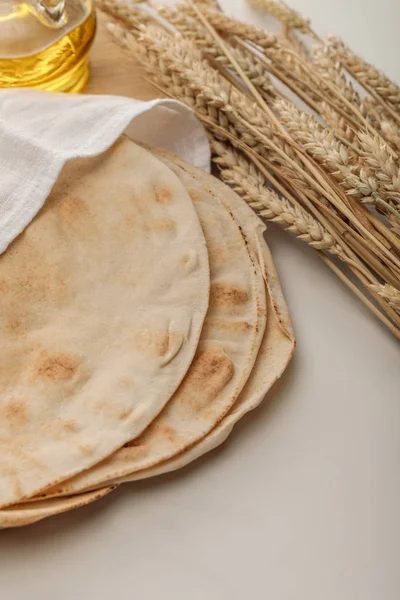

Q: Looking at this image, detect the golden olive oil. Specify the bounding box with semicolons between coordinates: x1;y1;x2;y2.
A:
0;1;96;92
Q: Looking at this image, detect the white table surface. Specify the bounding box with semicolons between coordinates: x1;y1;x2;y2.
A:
1;1;399;599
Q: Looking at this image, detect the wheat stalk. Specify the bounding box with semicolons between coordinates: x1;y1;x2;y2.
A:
247;0;313;36
196;0;221;7
274;98;400;219
138;16;318;197
211;139;342;253
156;5;277;100
106;22;257;147
278;27;311;62
312;45;365;114
182;5;278;50
156;5;219;55
356;97;400;152
203;9;372;137
157;5;400;268
319;102;357;145
358;132;400;207
107;13;349;255
369;284;400;313
101;0;400;338
328;36;400;119
96;0;147;28
312;44;400;154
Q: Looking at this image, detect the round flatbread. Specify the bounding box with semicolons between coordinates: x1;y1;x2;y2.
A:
30;144;267;500
117;229;295;481
0;137;209;507
109;156;295;484
0;487;116;529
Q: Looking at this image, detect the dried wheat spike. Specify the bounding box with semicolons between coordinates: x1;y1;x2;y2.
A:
311;45;392;137
211;139;342;254
312;45;362;108
227;46;277;98
278;28;311;62
369;284;400;313
248;0;312;35
156;5;276;99
130;23;272;154
328;36;400;114
358;133;400;207
184;4;278;50
275;98;353;174
106;22;199;105
389;215;400;237
274;98;399;216
96;0;148;28
110;22;251;151
197;0;221;8
319;102;357;145
137;22;307;188
360;97;400;151
155;4;220;54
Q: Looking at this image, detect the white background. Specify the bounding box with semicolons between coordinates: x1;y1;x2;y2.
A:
1;1;399;599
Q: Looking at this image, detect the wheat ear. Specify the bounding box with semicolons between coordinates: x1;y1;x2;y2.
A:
211;139;342;253
328;36;400;119
311;45;366;117
358;133;400;207
182;5;278;50
155;5;277;100
278;27;312;62
102;6;400;336
274;98;400;218
368;284;400;313
96;0;147;28
247;0;314;36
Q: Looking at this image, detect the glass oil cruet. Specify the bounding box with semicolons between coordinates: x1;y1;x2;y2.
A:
0;0;96;92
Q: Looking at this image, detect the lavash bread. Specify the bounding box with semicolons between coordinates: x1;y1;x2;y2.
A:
28;146;293;501
1;142;294;527
0;487;116;529
29;144;267;499
0;137;209;507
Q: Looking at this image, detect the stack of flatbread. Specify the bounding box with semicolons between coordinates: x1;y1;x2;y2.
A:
0;137;294;528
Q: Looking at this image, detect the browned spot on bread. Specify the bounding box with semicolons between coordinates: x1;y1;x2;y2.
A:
125;438;144;449
146;217;175;234
1;267;66;336
3;313;25;334
208;245;230;265
116;446;141;458
155;331;170;356
180;347;234;409
208;318;251;332
13;477;23;501
78;443;94;456
152;421;178;444
55;195;90;225
5;399;28;425
188;189;202;203
62;420;79;433
190;348;233;389
36;352;80;382
118;378;134;390
93;399;133;422
132;327;180;358
118;406;133;421
210;282;249;307
155;186;173;205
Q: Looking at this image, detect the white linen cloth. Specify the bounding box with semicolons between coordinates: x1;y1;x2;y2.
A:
0;89;210;254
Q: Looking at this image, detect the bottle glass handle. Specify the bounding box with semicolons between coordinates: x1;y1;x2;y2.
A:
30;0;68;28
